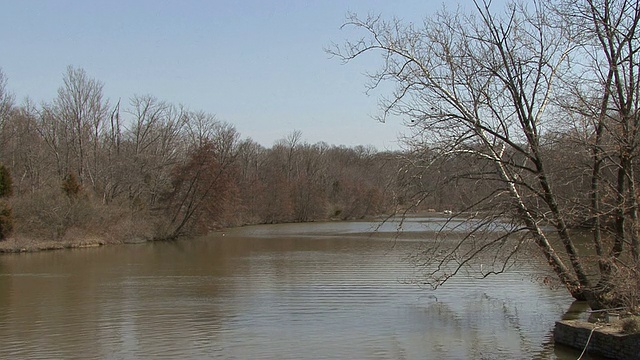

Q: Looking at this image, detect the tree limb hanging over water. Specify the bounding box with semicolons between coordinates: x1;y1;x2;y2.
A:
329;0;640;310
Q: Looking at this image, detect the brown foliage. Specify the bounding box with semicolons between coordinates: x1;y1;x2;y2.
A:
62;173;82;198
0;164;13;198
161;141;238;238
621;317;640;334
0;200;13;240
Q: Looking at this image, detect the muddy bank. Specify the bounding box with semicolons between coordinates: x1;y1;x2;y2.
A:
0;236;114;253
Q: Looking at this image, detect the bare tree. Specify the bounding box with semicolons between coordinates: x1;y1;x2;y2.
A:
122;95;187;207
183;110;220;148
53;66;109;187
0;69;14;128
2;101;49;193
552;0;640;306
329;0;640;308
36;102;70;179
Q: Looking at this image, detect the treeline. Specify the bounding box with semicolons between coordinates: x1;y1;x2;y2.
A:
0;66;629;247
0;66;399;243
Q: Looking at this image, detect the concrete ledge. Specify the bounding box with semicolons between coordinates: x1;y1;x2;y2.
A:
554;320;640;360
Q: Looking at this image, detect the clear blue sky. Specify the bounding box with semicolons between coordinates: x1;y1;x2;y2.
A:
0;0;466;150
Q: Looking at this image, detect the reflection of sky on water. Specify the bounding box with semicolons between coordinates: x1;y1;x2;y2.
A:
0;221;585;359
226;216;517;239
215;223;580;359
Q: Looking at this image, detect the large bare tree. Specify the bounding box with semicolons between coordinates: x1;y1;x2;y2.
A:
0;69;14;127
330;0;640;309
53;66;110;187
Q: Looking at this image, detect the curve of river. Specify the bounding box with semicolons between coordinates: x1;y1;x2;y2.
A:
0;217;589;359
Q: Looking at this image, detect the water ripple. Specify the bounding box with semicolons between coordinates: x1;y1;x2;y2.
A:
0;222;583;359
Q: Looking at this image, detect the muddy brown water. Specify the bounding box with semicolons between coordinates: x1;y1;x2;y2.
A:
0;218;588;359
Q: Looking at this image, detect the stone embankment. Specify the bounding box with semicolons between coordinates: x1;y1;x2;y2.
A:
554;320;640;360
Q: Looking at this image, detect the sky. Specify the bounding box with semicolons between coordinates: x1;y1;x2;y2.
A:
0;0;469;150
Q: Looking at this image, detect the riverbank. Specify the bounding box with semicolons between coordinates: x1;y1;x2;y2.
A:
0;234;113;253
0;214;392;254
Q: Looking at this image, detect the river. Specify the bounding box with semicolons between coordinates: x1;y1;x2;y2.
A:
0;217;589;359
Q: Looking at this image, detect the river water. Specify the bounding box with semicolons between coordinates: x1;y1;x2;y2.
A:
0;218;589;359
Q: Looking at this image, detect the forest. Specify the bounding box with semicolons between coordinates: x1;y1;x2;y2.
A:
0;66;414;246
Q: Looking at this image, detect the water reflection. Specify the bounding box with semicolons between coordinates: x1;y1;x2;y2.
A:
0;221;589;359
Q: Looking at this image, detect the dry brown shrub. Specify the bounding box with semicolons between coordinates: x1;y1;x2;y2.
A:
11;187;156;242
621;317;640;334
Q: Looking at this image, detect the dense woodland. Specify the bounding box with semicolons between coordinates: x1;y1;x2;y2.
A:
0;67;407;243
0;65;591;247
0;65;635;244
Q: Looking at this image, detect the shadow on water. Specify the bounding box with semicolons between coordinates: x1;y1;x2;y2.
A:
562;300;591;321
529;300;606;360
